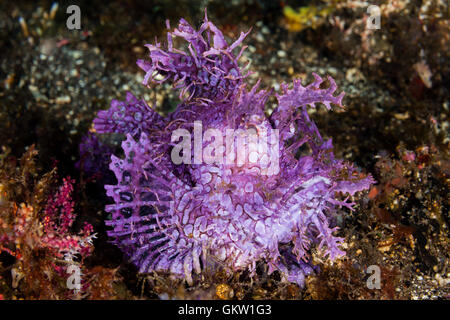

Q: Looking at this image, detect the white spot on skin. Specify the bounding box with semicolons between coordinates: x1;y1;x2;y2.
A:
290;124;295;134
178;238;187;247
199;217;207;232
222;194;232;209
193;219;201;238
209;166;221;174
244;182;254;193
201;172;212;184
235;204;243;216
249;167;260;174
301;176;331;189
255;221;266;234
255;236;264;244
178;193;190;211
182;208;190;225
184;224;193;236
218;247;226;260
228;224;238;241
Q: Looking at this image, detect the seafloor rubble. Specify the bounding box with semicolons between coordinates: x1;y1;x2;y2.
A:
0;0;448;300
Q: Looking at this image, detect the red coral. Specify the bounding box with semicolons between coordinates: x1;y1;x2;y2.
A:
40;177;95;261
0;172;96;298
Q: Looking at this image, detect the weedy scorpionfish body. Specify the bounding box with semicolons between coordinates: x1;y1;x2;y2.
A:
93;13;374;286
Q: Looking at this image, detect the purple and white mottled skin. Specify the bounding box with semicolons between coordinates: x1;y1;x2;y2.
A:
93;13;375;287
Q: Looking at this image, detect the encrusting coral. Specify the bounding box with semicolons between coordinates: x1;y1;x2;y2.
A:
93;13;374;287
